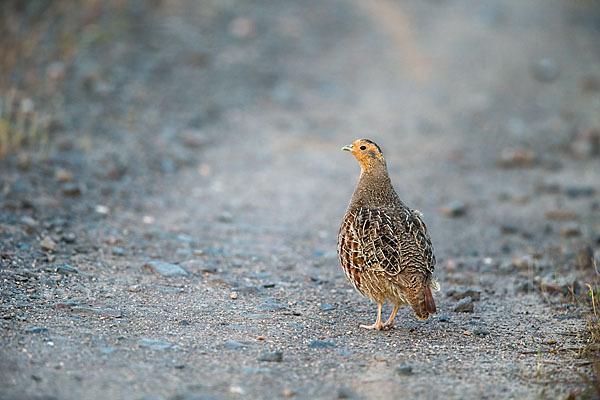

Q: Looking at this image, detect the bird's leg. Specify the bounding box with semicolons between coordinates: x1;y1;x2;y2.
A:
383;306;399;330
360;302;385;330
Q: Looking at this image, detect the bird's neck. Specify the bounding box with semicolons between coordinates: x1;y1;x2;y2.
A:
350;164;400;208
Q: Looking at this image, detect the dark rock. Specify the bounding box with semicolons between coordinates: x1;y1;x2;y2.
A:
309;340;335;349
438;315;450;322
262;282;276;288
25;326;48;334
321;304;336;311
453;297;474;313
142;261;188;277
259;351;283;362
395;365;413;376
447;288;481;301
439;201;467;217
533;58;559;82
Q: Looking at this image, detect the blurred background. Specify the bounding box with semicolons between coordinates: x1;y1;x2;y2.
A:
1;0;600;398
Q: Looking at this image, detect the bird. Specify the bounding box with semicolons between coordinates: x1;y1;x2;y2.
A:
337;138;439;330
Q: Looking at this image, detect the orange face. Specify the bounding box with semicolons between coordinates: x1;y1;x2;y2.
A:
341;139;385;169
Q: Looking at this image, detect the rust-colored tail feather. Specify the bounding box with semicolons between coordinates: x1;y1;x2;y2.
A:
424;286;436;314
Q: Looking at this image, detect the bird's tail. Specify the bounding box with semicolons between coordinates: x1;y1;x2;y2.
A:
405;282;438;321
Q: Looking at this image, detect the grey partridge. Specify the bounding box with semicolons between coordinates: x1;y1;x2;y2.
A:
337;139;439;330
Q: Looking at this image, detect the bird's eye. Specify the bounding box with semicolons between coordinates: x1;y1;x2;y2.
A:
359;145;367;150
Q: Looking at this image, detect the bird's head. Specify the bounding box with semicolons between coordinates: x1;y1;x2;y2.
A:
341;138;386;171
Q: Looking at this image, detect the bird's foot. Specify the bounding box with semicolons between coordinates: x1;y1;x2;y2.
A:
382;322;395;330
360;321;386;330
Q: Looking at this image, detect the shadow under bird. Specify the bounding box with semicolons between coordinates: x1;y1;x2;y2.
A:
338;139;439;330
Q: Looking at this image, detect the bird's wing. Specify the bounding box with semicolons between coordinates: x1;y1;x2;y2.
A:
353;207;435;284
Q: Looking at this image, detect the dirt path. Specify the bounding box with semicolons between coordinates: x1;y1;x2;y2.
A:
1;0;600;399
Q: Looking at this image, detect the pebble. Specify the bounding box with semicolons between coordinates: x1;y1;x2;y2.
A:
562;223;581;237
56;264;79;274
533;58;559;82
142;261;188;277
564;185;596;198
138;338;179;351
498;148;536;168
500;224;519;234
259;351;283;362
337;387;358;399
309;340;335;349
395;365;413;376
438;315;450;322
25;326;48;334
55;169;73;182
230;292;238;300
60;183;82;196
61;232;76;243
112;247;125;256
439;201;467;217
224;340;245;349
40;236;57;252
453;297;474;313
472;327;490;337
258;299;286;311
321;304;336;311
447;288;481;301
544;210;578;221
283;389;295;398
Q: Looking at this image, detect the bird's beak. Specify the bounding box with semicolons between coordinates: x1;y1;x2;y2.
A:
341;144;353;152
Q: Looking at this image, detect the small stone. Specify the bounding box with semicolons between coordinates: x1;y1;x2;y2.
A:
439;201;467;217
576;246;595;270
463;330;472;336
447;288;481;302
40;236;57;252
500;224;519;234
309;340;335;349
138;338;178;351
438;315;450;322
230;292;238;300
544;210;578;221
99;347;116;355
224;340;245;349
95;205;109;215
25;326;48;334
533;58;559;82
56;264;79;274
283;389;295;398
60;183;82;196
321;304;336;311
112;247;125;256
142;261;188;277
472;328;490;337
395;365;413;376
498;148;536;168
564;185;596;198
453;297;474;313
337;387;358;399
217;211;233;223
55;169;73;182
61;232;76;243
259;351;283;362
562;223;581;237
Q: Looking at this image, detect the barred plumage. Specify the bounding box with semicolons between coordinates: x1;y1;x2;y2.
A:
338;139;439;330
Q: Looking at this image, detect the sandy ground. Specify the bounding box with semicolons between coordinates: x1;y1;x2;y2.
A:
1;0;600;399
